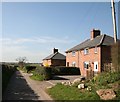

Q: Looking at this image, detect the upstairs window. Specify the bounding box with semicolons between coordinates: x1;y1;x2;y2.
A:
72;51;76;56
94;47;98;53
84;48;89;55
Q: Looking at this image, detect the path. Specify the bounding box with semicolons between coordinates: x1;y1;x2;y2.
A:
3;70;80;101
3;70;53;101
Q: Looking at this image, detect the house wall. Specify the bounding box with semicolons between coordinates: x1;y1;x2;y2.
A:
66;51;79;67
66;46;101;77
43;59;66;67
43;59;52;66
51;59;66;66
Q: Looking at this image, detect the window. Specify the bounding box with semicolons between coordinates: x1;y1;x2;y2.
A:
84;62;89;69
72;62;76;67
84;48;89;55
67;62;69;67
72;51;76;56
94;47;98;53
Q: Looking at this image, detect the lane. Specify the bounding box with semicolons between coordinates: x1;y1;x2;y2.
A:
3;71;40;100
3;70;53;100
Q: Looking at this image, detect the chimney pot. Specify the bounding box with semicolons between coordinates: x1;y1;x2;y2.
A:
53;48;58;54
91;29;101;40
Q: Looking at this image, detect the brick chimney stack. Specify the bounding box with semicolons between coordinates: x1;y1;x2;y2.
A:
53;48;58;54
91;29;101;40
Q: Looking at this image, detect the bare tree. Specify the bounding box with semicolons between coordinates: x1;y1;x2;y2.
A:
16;57;27;68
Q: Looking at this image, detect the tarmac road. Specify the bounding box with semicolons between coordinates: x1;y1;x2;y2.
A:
3;70;53;101
3;70;80;101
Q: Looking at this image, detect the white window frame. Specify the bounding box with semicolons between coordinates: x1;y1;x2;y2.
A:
84;61;89;69
84;48;89;55
94;47;98;53
72;51;76;56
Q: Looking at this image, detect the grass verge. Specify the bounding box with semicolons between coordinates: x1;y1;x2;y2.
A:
30;74;45;81
47;83;100;100
48;71;120;100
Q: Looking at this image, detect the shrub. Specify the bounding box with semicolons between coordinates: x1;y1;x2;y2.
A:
25;65;36;73
31;66;52;80
30;74;45;81
51;66;80;75
92;71;120;86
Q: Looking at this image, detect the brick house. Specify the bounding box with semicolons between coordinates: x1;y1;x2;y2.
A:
43;48;66;67
66;29;114;77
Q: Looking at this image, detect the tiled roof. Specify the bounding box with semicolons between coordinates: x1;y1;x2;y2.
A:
66;34;114;53
43;52;66;60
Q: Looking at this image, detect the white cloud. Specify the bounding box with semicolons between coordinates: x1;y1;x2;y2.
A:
1;36;73;45
1;36;74;62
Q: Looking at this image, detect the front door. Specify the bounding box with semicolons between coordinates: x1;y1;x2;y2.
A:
94;61;98;75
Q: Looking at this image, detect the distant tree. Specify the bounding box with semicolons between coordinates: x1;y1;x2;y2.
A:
16;57;27;68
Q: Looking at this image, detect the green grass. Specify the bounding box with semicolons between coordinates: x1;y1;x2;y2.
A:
17;67;27;73
30;74;45;81
48;71;120;100
47;83;100;100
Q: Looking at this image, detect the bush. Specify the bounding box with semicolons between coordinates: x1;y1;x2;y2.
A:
92;71;120;86
51;66;80;75
30;74;45;81
25;65;36;73
31;66;52;80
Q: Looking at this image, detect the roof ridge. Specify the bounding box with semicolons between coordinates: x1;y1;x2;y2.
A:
51;52;58;59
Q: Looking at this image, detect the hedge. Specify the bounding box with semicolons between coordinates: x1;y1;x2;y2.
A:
2;64;16;94
32;66;52;80
25;65;36;73
31;66;80;81
51;66;80;75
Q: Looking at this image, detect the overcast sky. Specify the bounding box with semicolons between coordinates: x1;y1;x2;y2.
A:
1;2;119;63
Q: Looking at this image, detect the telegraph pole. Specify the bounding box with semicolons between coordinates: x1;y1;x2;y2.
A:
111;0;117;43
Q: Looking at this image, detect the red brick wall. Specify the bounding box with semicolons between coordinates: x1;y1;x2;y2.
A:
43;59;52;66
43;59;66;66
66;46;101;76
51;59;66;66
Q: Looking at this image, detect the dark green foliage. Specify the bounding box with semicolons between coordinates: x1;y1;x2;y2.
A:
111;41;120;72
2;64;16;94
31;66;80;81
25;65;36;73
93;71;120;86
51;66;80;75
32;66;52;80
